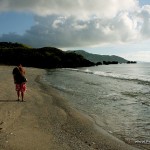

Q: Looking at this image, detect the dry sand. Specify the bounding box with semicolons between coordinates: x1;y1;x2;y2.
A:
0;65;140;150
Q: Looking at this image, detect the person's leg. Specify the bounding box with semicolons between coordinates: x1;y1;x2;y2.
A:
16;84;21;101
17;90;20;100
21;92;24;101
21;83;26;102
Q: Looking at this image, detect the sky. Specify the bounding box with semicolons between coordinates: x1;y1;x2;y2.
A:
0;0;150;62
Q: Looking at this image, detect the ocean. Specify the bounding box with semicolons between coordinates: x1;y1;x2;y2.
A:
42;63;150;148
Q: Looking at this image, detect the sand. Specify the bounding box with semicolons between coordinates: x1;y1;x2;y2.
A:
0;65;140;150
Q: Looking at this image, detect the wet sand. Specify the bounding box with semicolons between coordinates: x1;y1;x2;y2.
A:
0;65;140;150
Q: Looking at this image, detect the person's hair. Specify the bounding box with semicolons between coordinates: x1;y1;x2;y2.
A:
18;65;25;75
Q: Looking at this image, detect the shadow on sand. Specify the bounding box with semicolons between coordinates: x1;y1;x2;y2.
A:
0;100;19;102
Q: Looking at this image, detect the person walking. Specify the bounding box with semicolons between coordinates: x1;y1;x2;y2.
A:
12;64;27;102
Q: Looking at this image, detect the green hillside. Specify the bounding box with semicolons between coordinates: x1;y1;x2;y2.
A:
0;42;31;49
0;42;94;68
72;50;128;64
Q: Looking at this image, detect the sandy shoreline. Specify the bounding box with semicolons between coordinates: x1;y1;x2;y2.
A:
0;65;140;150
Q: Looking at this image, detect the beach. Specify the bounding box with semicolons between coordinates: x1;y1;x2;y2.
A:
0;65;140;150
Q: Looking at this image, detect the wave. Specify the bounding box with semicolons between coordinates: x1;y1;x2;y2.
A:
63;68;150;84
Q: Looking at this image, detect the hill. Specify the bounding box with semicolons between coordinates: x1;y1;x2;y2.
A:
0;42;31;49
72;50;128;64
0;42;94;68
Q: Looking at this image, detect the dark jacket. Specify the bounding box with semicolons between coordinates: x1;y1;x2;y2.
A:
12;67;26;84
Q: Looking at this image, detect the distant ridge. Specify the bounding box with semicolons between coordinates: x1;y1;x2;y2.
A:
72;50;128;63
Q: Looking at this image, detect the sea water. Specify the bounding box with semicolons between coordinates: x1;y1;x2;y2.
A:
42;63;150;148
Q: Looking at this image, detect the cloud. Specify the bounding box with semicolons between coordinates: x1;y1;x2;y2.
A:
0;0;139;18
140;5;150;37
0;0;150;48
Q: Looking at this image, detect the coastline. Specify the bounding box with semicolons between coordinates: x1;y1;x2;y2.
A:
0;65;139;150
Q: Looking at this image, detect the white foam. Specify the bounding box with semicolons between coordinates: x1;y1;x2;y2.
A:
63;68;150;83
